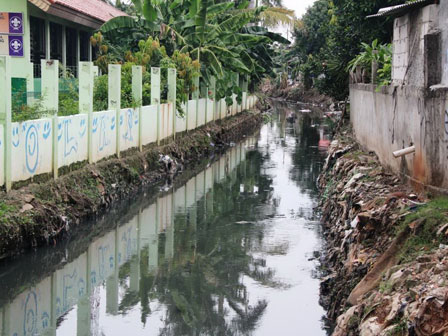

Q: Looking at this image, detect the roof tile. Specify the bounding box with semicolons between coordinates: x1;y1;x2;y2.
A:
52;0;127;23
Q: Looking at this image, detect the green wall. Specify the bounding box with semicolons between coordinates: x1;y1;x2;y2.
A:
0;0;33;91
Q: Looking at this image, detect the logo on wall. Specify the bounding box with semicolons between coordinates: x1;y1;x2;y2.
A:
9;14;23;33
9;36;23;57
0;12;24;57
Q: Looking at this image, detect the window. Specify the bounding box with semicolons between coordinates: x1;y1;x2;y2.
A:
30;16;46;77
79;31;90;61
50;22;63;63
66;27;77;75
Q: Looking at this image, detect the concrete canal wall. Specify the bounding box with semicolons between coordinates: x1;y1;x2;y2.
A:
0;138;255;336
350;83;448;191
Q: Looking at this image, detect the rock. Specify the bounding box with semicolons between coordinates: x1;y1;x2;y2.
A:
20;203;34;213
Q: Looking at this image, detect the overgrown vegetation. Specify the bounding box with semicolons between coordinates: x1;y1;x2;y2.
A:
280;0;402;100
98;0;290;110
397;197;448;263
347;39;392;88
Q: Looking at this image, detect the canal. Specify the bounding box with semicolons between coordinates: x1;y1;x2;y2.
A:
0;101;330;336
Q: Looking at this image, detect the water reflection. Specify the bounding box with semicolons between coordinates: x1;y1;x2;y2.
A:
0;101;329;336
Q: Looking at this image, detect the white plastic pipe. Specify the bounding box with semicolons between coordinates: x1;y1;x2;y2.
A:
393;146;415;158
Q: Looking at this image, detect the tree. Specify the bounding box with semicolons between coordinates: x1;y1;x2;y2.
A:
99;0;290;104
288;0;402;100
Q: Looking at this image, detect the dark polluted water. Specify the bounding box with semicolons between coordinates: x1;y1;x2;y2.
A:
0;101;332;336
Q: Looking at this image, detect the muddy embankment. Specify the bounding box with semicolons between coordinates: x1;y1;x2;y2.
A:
318;129;448;336
0;110;262;260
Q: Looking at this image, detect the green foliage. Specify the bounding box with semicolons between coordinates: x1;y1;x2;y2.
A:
397;197;448;262
98;0;288;105
347;39;392;88
58;76;80;117
12;96;48;122
288;0;402;100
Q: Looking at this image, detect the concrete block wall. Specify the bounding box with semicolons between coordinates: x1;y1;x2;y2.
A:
392;5;438;86
350;83;448;191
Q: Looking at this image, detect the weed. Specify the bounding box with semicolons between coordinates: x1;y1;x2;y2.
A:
379;279;393;294
321;178;334;202
397;197;448;263
387;317;408;336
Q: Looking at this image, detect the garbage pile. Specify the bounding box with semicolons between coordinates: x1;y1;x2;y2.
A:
318;133;448;336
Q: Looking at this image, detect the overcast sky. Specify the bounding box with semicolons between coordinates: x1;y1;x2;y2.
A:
283;0;316;18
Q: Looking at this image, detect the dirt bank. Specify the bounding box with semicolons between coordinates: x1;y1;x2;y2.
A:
0;110;262;260
319;129;448;336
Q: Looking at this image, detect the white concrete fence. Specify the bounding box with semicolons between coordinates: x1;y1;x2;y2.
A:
0;56;258;191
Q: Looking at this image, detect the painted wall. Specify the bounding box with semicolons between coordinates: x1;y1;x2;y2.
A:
0;95;256;186
176;106;187;134
11;118;53;181
91;110;116;162
187;100;197;131
0;0;33;88
141;105;158;145
350;83;448;190
159;103;173;140
57;114;88;168
119;108;139;151
197;98;206;126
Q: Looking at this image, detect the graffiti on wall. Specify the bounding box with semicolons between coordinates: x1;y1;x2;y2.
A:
120;108;139;150
11;120;52;181
57;115;88;168
92;114;112;152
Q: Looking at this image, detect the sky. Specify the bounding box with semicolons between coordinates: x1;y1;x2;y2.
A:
274;0;317;40
282;0;316;18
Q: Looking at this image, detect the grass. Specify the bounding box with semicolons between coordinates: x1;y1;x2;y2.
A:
387;317;408;336
397;197;448;263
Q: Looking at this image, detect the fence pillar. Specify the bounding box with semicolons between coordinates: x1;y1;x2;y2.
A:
192;75;199;128
108;64;121;158
242;75;249;111
200;81;208;124
42;60;59;179
210;77;216;121
79;62;94;163
234;73;240;114
132;66;143;151
167;68;176;140
0;56;11;191
151;67;161;145
41;59;59;112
